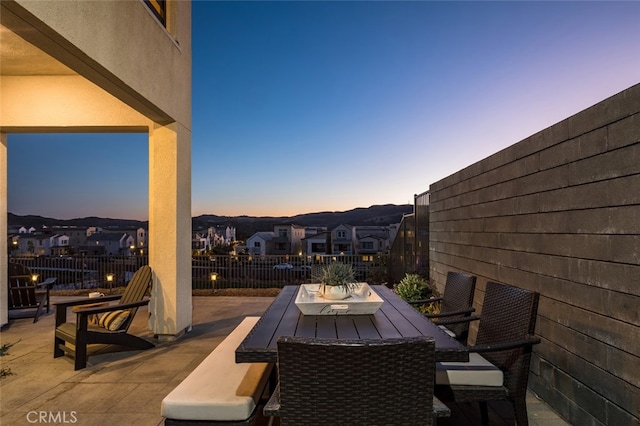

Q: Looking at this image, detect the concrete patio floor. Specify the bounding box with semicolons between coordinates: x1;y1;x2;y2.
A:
1;296;570;426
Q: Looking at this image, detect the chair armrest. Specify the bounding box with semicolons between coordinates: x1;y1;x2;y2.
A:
36;277;57;288
74;299;150;315
10;274;32;281
54;295;125;327
433;396;451;418
434;314;480;326
53;295;122;308
263;384;281;417
426;307;475;319
407;296;443;305
469;335;541;353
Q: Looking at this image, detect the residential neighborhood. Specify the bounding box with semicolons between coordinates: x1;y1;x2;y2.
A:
230;223;398;257
8;221;399;258
9;225;147;257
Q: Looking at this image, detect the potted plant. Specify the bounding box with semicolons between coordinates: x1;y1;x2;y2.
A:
317;263;358;300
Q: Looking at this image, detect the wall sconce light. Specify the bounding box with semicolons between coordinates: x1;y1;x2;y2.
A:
31;274;39;282
210;272;218;282
106;273;114;283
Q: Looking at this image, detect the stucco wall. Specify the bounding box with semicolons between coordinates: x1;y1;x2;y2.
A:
11;0;191;126
429;83;640;425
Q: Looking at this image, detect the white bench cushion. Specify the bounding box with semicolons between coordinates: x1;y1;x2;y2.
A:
436;352;503;387
161;316;271;421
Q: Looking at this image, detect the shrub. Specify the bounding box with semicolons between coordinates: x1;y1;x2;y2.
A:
393;274;440;315
0;340;18;379
394;273;430;301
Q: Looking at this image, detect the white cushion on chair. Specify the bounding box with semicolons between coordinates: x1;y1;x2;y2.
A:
436;352;503;387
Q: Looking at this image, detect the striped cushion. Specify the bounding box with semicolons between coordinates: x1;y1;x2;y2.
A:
436;352;503;386
98;309;130;331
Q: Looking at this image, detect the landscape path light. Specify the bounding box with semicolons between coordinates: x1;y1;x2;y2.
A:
106;273;114;292
210;272;218;288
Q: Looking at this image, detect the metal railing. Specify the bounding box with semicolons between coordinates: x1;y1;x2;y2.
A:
9;254;391;291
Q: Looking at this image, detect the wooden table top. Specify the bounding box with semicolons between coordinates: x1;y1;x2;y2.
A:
236;285;469;363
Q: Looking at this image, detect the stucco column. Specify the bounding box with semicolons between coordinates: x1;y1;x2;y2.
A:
0;133;7;327
148;122;192;339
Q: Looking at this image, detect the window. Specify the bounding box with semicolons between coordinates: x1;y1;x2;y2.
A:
254;242;261;248
144;0;166;25
362;241;374;250
311;243;326;252
278;229;288;238
336;230;346;239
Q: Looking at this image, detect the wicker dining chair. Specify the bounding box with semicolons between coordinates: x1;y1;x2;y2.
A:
409;271;477;344
265;336;447;425
435;281;540;426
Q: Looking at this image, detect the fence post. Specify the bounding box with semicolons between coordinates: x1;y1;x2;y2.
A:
81;253;85;289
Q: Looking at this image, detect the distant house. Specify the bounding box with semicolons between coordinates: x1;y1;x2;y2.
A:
355;226;393;255
100;227;148;253
192;226;236;254
192;231;208;253
272;224;305;255
51;226;89;255
302;231;330;256
304;226;327;237
246;232;275;256
85;232;135;256
330;224;357;255
49;234;71;256
357;234;387;255
11;232;47;256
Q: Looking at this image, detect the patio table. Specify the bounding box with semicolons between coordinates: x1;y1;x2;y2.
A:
235;285;469;363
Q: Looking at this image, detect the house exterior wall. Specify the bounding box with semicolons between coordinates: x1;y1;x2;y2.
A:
428;83;640;425
246;233;272;257
303;233;329;255
0;0;192;335
331;224;355;254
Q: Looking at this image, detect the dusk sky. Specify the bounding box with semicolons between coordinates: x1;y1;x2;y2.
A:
7;1;640;220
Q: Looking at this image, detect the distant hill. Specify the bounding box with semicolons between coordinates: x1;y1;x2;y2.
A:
7;214;148;229
9;204;413;240
192;204;413;239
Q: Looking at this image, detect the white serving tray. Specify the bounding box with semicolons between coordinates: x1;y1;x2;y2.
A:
295;283;383;315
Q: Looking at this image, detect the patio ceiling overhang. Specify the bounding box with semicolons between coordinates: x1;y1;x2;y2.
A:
0;1;171;130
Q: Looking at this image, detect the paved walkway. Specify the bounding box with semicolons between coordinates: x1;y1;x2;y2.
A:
0;296;570;425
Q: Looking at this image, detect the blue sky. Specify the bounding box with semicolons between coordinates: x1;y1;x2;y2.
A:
8;1;640;220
